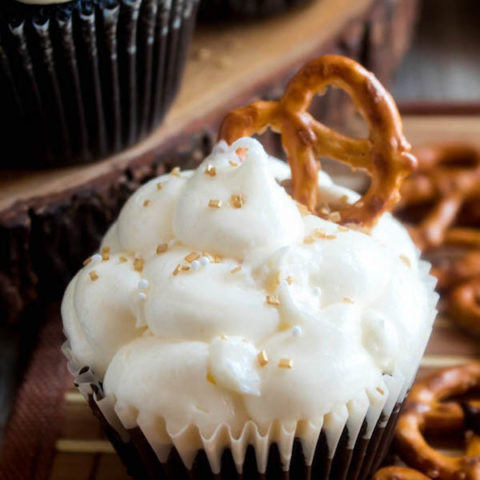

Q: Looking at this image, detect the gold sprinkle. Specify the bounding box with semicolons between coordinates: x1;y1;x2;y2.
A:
83;257;92;266
133;257;144;272
266;295;280;306
220;334;228;340
343;297;354;304
143;199;151;207
279;322;292;331
286;276;293;285
170;166;181;177
229;160;238;167
156;244;168;255
230;265;242;274
156;182;163;190
278;358;293;369
101;246;110;261
235;147;247;161
208;199;222;209
325;234;337;240
329;211;341;222
173;264;182;276
376;387;384;395
400;255;411;267
257;350;269;367
338;225;349;233
296;202;310;217
89;271;99;281
119;256;128;263
206;372;217;385
319;204;331;216
230;194;245;209
304;236;315;244
214;255;222;264
185;252;200;263
204;164;216;177
313;229;327;238
181;265;191;272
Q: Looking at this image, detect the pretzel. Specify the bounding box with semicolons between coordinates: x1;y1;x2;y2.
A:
219;55;416;228
373;466;430;480
398;143;480;251
395;363;480;480
396;142;480;336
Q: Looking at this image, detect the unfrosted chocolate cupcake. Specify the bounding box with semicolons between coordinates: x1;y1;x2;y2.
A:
198;0;313;21
62;136;437;479
0;0;198;167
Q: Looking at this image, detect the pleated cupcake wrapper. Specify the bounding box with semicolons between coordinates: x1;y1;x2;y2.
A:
0;0;198;167
62;256;438;478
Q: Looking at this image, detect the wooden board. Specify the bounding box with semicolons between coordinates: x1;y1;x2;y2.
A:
48;113;480;479
0;0;419;325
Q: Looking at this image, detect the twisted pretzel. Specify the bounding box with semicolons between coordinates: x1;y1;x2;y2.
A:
373;466;430;480
395;363;480;480
396;143;480;336
219;55;416;227
398;143;480;250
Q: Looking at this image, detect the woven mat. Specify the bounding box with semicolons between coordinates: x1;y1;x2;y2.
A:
0;313;70;480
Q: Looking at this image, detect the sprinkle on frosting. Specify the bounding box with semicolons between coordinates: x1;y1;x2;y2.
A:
170;167;181;177
257;350;269;367
214;255;223;264
278;358;293;369
266;295;280;306
204;164;216;177
199;256;210;266
291;326;302;337
138;292;147;301
89;271;99;282
230;265;242;274
229;160;239;167
156;182;163;190
83;257;92;266
400;255;411;267
328;211;341;223
338;225;349;233
138;279;149;290
133;257;145;273
185;252;201;263
230;194;246;209
206;371;217;385
156;244;168;255
376;387;385;395
286;276;293;285
208;199;222;209
304;236;315;244
101;247;110;261
343;297;354;304
296;202;310;217
91;254;102;264
119;256;128;263
143;200;151;207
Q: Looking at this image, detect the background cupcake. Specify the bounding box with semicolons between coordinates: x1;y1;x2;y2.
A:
0;0;198;167
63;137;437;480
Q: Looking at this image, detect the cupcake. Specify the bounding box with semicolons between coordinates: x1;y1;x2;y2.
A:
0;0;198;168
62;56;437;479
198;0;313;21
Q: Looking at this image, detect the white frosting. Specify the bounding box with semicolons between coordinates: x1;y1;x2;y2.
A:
62;138;436;461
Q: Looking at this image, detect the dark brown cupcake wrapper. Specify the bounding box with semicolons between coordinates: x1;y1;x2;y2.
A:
0;0;198;168
197;0;313;21
67;359;406;480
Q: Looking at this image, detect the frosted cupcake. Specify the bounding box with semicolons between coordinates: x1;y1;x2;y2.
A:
62;56;437;479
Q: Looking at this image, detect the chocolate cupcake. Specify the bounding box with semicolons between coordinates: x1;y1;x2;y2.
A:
62;56;438;479
0;0;198;168
198;0;313;21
